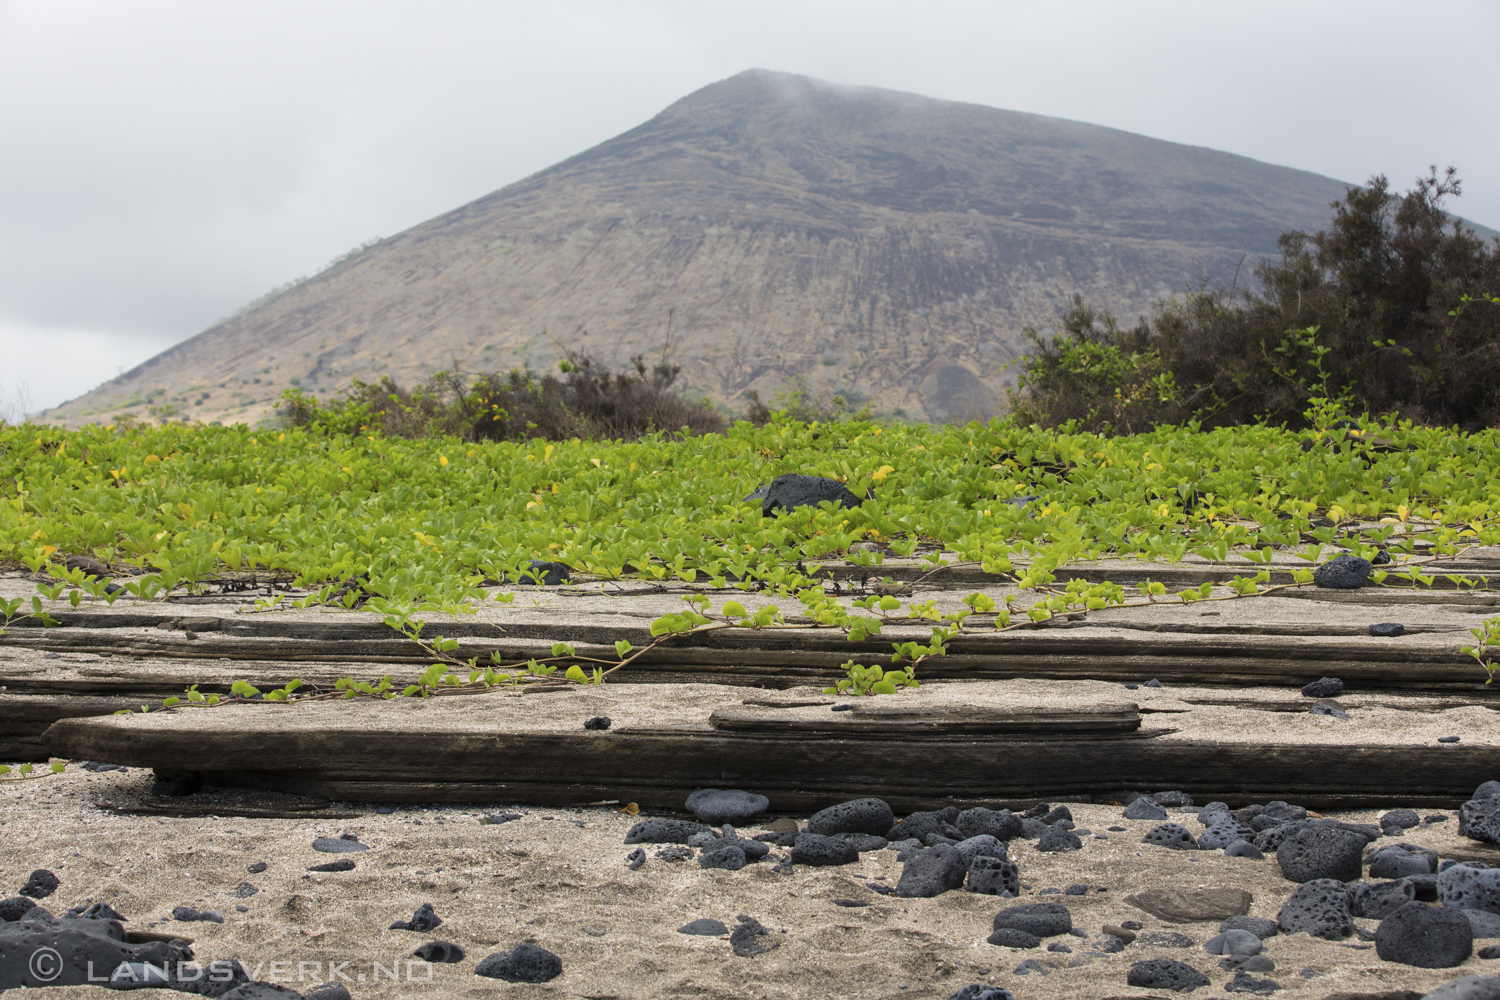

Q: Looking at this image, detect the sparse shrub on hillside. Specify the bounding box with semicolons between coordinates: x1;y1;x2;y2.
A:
278;349;725;442
746;377;873;427
1012;168;1500;432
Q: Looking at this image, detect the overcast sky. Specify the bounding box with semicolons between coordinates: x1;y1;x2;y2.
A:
3;0;1497;414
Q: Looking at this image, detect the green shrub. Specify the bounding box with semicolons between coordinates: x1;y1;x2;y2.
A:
1013;168;1500;432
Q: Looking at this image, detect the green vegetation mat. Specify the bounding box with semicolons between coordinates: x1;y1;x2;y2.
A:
4;416;1500;699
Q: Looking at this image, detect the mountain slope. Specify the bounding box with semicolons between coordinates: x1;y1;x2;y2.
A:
50;69;1365;426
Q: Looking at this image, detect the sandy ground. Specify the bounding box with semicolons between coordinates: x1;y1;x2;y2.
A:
3;769;1499;999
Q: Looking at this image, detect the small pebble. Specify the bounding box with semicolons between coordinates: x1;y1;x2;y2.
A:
831;704;855;712
1143;678;1162;688
1124;684;1139;690
246;862;267;874
1438;736;1461;743
1368;622;1405;637
1064;885;1088;896
583;716;611;730
235;905;248;913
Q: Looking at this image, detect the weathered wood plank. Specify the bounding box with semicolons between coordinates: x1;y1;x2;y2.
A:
708;704;1143;736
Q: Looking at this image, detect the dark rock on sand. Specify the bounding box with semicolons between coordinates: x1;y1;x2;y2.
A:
1126;957;1211;991
1221;915;1279;940
678;918;728;936
1278;879;1354;939
172;906;225;922
308;860;356;872
698;846;748;871
582;716;611;730
1460;797;1500;845
624;818;714;844
1314;555;1372;589
1419;976;1500;1000
1226;840;1265;859
1348;880;1417;919
885;807;961;843
1370;622;1406;637
895;845;967;897
1142;823;1199;850
967;856;1021;897
412;940;466;963
510;560;571;586
957;807;1023;841
730;915;779;956
19;871;58;900
1124;797;1169;821
985;927;1041;948
1439;864;1500;914
944;986;1017;1000
1277;825;1366;883
1302;676;1345;698
475;942;563;982
311;836;368;854
791;833;859;867
247;861;269;873
1037;825;1083;852
807;798;894;836
1223;968;1282;994
482;813;523;825
1201;816;1257;850
991;902;1072;938
389;903;442;932
686;789;769;826
1369;843;1440;879
1375;901;1473;967
0;896;36;921
626;847;646;870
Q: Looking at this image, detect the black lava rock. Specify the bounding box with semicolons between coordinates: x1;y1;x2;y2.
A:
698;845;748;871
746;474;862;515
475;942;563;982
1200;816;1257;850
1142;823;1198;850
247;861;269;873
885;807;961;843
1480;945;1500;959
1381;808;1421;829
1369;843;1440;879
389;902;442;932
1301;676;1345;698
311;836;368;854
966;855;1020;896
806;797;895;836
957;807;1023;841
1126;958;1211;991
172;906;225;922
1370;622;1406;637
483;813;523;825
1124;797;1169;821
0;896;37;921
1375;900;1473;967
309;859;356;872
1348;879;1417;919
729;915;779;957
624;818;713;844
1441;736;1463;743
1476;780;1500;800
895;845;968;897
413;940;466;963
952;835;1005;868
1439;863;1500;912
303;984;354;1000
583;716;611;730
944;986;1017;1000
510;560;571;586
18;871;58;900
791;833;859;867
1461;797;1500;845
655;847;693;863
151;768;204;796
991;902;1071;938
985;927;1041;948
1277;878;1354;939
834;832;888;853
1225;840;1265;859
625;847;647;870
1036;825;1083;853
686;788;769;826
0;910;195;989
1220;915;1279;939
678;918;728;936
1314;555;1373;589
1223;969;1282;994
229;882;259;898
1040;805;1074;825
1276;824;1366;882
